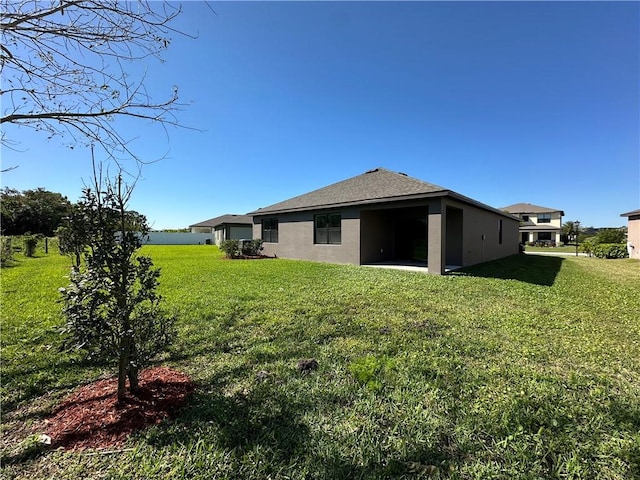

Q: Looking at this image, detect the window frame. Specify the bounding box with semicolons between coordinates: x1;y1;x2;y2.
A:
261;217;278;243
537;213;551;224
314;212;342;245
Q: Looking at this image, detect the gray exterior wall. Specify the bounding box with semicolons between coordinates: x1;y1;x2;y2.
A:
253;197;519;273
213;224;253;245
446;198;519;267
254;208;361;264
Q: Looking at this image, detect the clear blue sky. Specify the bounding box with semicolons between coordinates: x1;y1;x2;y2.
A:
2;1;639;229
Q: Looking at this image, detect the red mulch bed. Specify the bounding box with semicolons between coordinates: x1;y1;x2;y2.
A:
40;366;195;451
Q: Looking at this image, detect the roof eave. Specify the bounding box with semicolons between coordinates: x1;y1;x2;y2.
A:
250;190;519;221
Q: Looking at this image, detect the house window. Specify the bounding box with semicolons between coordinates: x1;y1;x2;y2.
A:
538;232;552;241
262;218;278;243
315;213;341;244
498;219;503;245
522;215;529;221
538;213;551;223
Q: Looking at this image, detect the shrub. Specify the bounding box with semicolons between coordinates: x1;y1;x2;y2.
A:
592;243;628;259
221;239;263;258
23;235;38;257
579;239;595;256
242;239;263;256
595;228;626;244
0;236;13;265
220;239;240;259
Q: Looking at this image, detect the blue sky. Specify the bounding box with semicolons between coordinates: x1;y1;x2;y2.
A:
2;1;638;229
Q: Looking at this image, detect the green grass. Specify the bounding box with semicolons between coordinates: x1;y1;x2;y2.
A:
2;246;639;479
524;245;579;254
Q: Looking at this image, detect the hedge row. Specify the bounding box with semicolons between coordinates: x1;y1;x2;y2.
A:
591;243;628;259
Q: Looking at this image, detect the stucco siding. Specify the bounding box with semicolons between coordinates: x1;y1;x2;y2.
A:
253;198;519;272
445;199;519;267
255;208;361;264
627;216;640;260
229;225;253;240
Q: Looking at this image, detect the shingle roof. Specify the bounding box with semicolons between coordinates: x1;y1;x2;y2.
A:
189;214;253;228
502;203;564;216
620;209;640;217
249;168;448;215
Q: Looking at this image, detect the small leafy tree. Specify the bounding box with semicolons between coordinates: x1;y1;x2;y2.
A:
57;205;90;269
60;171;176;403
594;228;626;245
0;237;14;266
23;235;38;257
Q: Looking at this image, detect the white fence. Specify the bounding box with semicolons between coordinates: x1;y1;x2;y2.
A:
143;232;215;245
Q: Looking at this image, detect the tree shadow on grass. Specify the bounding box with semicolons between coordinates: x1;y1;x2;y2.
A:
144;382;311;467
454;254;564;286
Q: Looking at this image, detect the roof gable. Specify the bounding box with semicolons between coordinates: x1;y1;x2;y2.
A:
502;203;564;216
189;214;253;228
621;209;640;218
250;168;447;214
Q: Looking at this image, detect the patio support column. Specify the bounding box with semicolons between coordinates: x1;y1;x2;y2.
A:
428;200;446;275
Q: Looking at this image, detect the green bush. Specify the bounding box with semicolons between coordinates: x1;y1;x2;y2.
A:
220;239;264;258
220;239;240;259
242;239;263;256
0;236;13;265
579;239;595;256
595;228;626;244
23;235;38;257
592;243;628;259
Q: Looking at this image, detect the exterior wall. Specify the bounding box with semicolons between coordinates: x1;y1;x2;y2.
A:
229;225;253;240
517;211;562;244
144;232;214;245
446;198;519;267
210;225;253;245
214;228;224;246
253;208;361;264
360;209;395;263
253;199;519;272
627;215;640;260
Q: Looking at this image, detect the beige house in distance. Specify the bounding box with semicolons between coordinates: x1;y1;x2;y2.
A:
502;203;564;245
621;209;640;259
249;168;520;274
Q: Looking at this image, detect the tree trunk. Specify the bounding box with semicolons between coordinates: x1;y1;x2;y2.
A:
127;339;140;395
128;364;140;395
118;333;131;403
117;335;129;403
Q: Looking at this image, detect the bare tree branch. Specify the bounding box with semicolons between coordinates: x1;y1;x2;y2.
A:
1;0;198;164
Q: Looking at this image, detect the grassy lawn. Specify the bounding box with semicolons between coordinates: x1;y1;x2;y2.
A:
2;246;639;479
523;245;579;254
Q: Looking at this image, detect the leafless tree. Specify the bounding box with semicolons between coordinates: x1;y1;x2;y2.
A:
1;1;193;165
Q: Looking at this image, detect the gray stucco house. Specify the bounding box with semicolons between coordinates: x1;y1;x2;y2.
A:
248;168;519;274
189;214;253;245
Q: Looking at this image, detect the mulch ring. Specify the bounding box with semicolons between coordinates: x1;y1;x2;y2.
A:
39;366;195;451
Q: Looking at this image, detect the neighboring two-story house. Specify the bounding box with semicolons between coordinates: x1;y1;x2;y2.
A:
502;203;564;245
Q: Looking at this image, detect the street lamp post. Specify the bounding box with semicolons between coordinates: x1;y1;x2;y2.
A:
574;221;581;257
